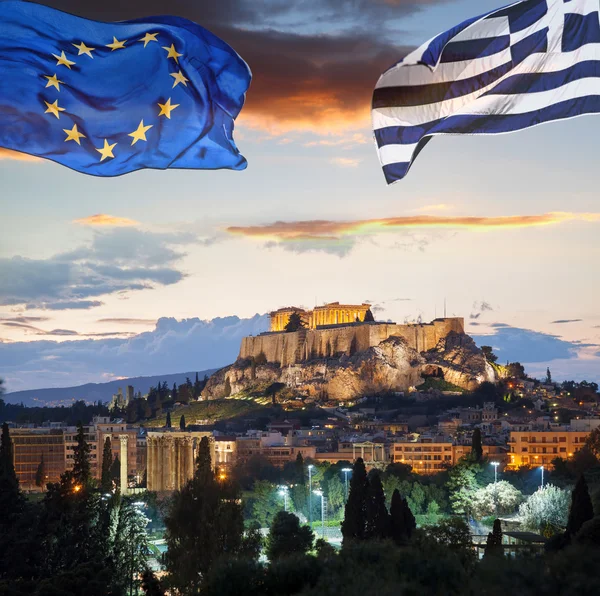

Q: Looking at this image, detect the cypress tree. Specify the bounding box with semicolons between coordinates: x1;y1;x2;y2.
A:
100;437;113;492
295;452;305;485
35;454;46;488
471;428;483;462
363;309;375;322
166;411;172;428
365;470;390;539
111;454;121;486
172;383;178;402
402;495;416;538
72;422;91;487
389;489;406;544
341;457;369;544
195;436;213;481
566;475;594;537
0;422;23;521
179;415;186;431
484;519;503;558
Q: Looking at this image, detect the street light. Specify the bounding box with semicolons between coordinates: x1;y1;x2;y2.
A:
342;467;352;501
491;462;499;484
313;489;326;539
279;485;289;511
540;465;544;489
308;464;314;526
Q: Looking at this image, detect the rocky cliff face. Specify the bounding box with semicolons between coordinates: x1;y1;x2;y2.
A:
202;330;495;402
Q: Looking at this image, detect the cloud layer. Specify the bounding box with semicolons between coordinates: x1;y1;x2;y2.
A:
226;212;600;254
0;228;194;310
0;314;270;391
73;214;140;227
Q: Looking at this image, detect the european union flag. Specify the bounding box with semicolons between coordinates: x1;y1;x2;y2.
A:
0;1;251;176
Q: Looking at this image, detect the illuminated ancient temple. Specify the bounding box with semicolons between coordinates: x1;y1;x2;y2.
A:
269;302;372;332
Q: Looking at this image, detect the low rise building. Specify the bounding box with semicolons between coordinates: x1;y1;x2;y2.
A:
508;429;591;468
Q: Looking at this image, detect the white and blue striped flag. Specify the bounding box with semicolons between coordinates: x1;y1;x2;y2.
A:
373;0;600;184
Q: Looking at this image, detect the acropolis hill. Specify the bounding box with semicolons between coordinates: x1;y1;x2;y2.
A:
203;302;495;402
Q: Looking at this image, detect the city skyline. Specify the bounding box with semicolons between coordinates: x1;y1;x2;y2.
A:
2;0;600;390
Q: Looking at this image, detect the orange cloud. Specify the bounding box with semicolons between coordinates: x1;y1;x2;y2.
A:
0;148;40;162
227;212;600;242
73;214;140;227
330;157;361;168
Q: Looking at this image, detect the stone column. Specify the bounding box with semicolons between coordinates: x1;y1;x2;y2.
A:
119;435;128;495
185;436;194;482
147;437;154;491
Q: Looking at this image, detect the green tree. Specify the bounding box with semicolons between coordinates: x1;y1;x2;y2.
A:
171;383;178;403
141;569;166;595
164;436;244;593
471;428;483;462
518;484;570;536
326;475;345;517
111;497;151;594
365;471;390;539
284;312;305;332
266;511;314;561
341;458;369;544
165;411;172;428
447;461;480;516
566;475;594;538
249;480;281;527
179;414;186;431
35;454;46;489
72;422;91;487
481;346;498;363
546;367;552;384
484;519;503;558
111;454;121;487
363;309;375;322
471;481;523;518
100;437;113;493
223;377;232;398
425;517;476;570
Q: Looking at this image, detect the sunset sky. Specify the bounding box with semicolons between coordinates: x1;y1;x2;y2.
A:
2;0;600;392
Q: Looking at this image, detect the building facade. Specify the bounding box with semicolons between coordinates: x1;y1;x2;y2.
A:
508;430;591;468
11;428;65;490
269;302;372;332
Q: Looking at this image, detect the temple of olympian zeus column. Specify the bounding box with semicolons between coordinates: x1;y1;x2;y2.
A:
146;431;215;492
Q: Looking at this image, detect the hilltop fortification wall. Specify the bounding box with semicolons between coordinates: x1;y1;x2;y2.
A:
238;318;464;366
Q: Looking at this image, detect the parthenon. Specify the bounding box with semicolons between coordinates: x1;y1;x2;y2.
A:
270;302;371;332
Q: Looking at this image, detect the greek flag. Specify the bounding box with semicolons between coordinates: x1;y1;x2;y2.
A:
373;0;600;184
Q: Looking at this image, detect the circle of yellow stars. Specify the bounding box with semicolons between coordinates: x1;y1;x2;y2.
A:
42;32;190;163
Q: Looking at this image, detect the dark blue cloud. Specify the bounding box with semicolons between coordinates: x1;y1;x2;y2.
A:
472;325;577;363
1;229;192;310
0;314;270;392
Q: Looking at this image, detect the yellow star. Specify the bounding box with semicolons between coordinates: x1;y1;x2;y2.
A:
45;73;64;91
158;97;180;119
72;41;95;58
63;123;86;145
106;37;126;51
96;139;117;161
44;99;66;119
162;44;183;63
139;32;159;47
52;51;76;69
170;70;189;88
128;120;153;145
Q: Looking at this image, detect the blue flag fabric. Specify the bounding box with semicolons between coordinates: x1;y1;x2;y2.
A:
0;1;251;176
372;0;600;184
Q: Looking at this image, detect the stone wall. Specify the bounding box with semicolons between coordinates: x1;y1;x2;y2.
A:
239;318;465;365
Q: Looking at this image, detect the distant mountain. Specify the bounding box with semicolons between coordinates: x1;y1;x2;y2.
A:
3;369;217;407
